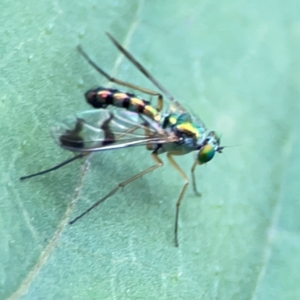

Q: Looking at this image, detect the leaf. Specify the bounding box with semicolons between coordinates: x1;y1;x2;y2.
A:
1;0;300;299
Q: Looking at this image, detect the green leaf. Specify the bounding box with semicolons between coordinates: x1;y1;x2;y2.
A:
1;0;300;299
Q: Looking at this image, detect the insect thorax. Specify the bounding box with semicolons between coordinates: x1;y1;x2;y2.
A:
154;113;206;155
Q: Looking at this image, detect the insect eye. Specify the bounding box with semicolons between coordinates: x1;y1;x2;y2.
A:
197;144;215;164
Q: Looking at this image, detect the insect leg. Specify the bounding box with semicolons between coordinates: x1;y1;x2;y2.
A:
142;122;153;151
191;161;201;196
69;153;163;224
106;33;187;113
167;153;189;247
77;46;163;112
20;153;86;180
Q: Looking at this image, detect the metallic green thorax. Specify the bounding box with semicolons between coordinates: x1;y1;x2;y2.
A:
157;112;221;164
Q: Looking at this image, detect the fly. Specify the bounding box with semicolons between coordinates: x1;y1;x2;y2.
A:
20;33;224;247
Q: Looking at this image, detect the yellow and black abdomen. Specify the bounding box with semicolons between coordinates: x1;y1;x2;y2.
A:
85;87;160;121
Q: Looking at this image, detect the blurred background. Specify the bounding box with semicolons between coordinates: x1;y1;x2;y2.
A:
1;0;299;299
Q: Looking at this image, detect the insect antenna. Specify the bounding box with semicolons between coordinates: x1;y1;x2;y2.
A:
20;153;85;180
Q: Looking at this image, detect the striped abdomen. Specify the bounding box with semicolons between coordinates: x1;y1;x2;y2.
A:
85;87;160;121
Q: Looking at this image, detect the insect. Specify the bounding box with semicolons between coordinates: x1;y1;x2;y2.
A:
20;33;224;247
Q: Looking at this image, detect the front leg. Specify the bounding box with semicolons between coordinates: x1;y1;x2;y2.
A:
167;153;189;247
191;161;201;197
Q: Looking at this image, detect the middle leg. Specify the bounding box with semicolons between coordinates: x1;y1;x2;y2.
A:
167;153;189;247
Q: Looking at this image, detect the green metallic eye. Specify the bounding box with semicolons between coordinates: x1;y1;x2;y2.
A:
198;144;215;164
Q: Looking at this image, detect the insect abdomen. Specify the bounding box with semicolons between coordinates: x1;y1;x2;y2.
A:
85;87;159;121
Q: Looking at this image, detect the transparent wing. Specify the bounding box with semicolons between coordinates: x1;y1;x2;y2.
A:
51;109;178;152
